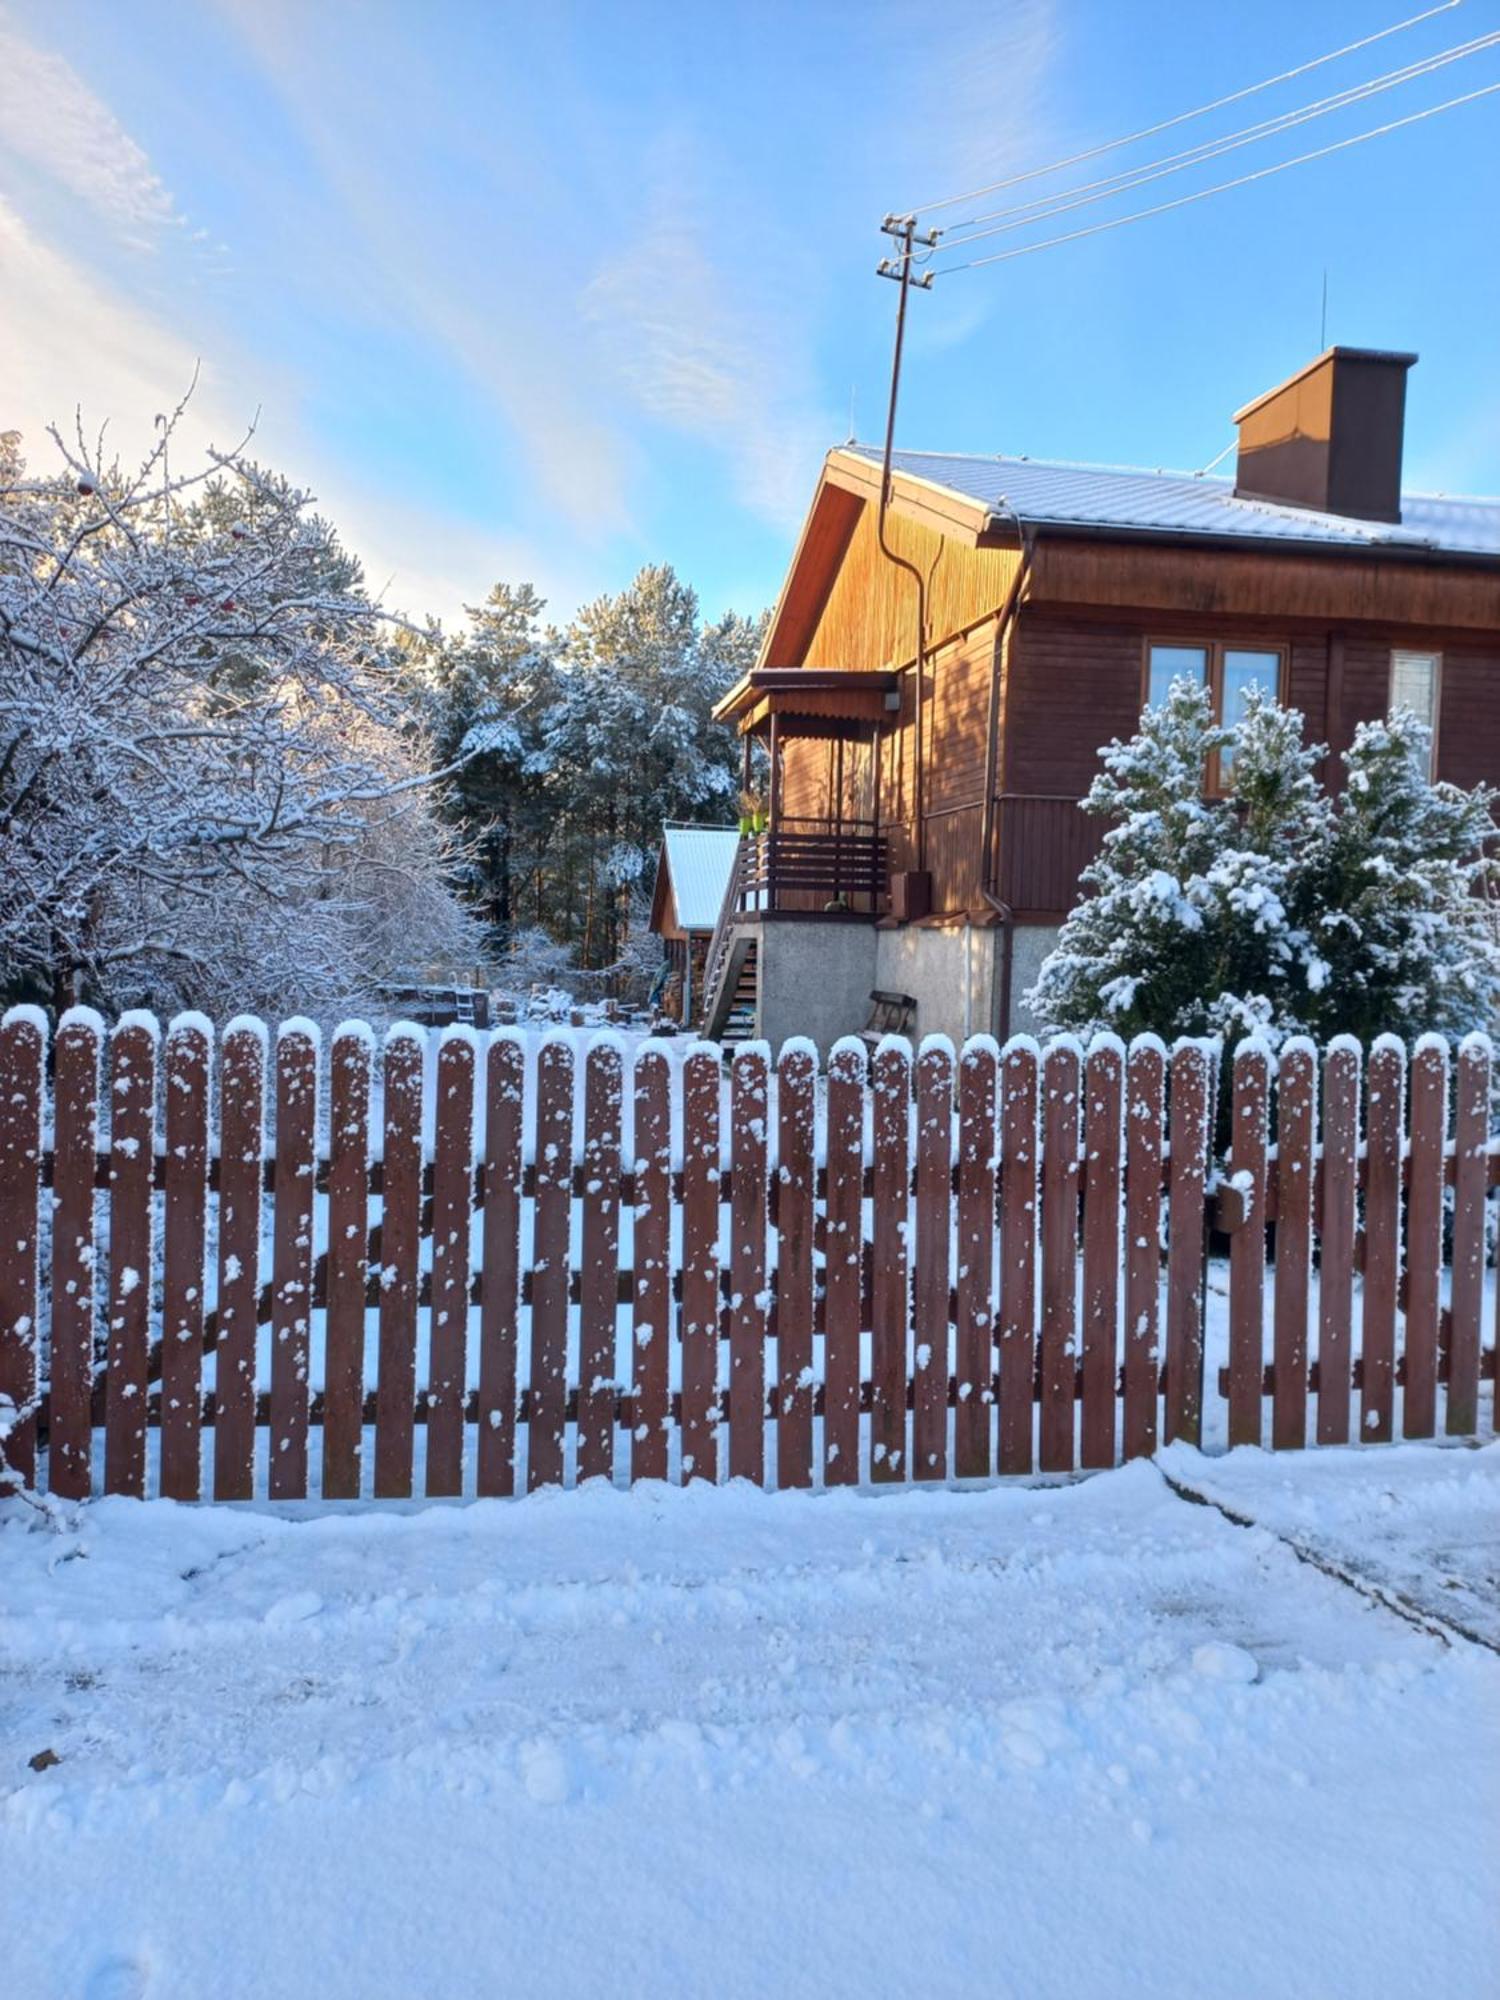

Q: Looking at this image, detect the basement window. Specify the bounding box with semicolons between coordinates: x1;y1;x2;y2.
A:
1144;640;1284;790
1389;650;1441;773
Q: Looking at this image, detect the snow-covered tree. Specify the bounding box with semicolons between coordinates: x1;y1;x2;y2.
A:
0;407;479;1016
415;565;764;969
1028;683;1499;1049
399;581;562;948
1302;711;1500;1044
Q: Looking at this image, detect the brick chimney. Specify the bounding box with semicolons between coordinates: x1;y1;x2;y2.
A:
1233;346;1417;524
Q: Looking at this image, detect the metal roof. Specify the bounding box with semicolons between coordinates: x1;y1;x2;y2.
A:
660;825;740;932
841;445;1500;560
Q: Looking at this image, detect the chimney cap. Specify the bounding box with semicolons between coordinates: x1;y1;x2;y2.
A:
1232;345;1418;425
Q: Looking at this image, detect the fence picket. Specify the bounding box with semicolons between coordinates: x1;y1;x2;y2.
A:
0;1010;44;1490
1039;1040;1081;1473
529;1035;574;1491
632;1047;670;1484
998;1040;1039;1476
680;1046;722;1484
477;1034;523;1497
324;1027;372;1499
1317;1040;1360;1446
577;1041;623;1484
823;1040;865;1485
1165;1040;1212;1447
427;1030;476;1496
955;1039;997;1479
1361;1038;1404;1444
49;1012;101;1499
1403;1037;1447;1440
214;1023;264;1500
1081;1038;1123;1470
160;1016;211;1501
1227;1040;1270;1450
1122;1038;1164;1460
375;1028;424;1498
1272;1040;1316;1451
914;1040;953;1481
269;1023;318;1500
871;1040;911;1482
1447;1034;1489;1438
729;1045;769;1483
106;1017;156;1498
776;1041;816;1489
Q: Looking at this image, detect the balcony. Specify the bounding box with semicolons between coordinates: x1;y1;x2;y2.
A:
737;818;888;918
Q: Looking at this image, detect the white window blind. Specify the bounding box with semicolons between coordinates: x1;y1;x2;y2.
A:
1389;650;1440;773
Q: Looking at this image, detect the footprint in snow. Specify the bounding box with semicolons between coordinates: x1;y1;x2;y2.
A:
85;1956;150;2000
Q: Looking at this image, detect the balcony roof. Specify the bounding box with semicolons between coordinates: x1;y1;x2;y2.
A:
712;668;901;737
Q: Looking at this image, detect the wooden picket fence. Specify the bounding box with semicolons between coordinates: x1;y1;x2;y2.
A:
0;1008;1494;1504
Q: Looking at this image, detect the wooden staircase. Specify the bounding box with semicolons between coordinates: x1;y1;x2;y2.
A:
698;838;759;1043
715;935;758;1043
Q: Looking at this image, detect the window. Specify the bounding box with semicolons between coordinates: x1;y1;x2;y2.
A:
1390;650;1441;774
1143;640;1284;791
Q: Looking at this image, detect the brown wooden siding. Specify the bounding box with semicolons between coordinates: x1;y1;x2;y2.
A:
1027;536;1500;634
802;501;1021;674
1437;645;1500;789
1003;614;1143;796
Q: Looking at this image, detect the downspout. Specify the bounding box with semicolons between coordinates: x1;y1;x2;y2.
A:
979;527;1037;1040
875;220;931;872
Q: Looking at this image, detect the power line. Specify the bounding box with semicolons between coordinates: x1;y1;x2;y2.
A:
936;26;1500;247
901;0;1465;219
932;76;1500;275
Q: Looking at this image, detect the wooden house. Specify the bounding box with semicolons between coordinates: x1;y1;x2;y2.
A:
699;346;1500;1049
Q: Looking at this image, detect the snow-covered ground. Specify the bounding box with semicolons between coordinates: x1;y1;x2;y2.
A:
4;1442;1497;1999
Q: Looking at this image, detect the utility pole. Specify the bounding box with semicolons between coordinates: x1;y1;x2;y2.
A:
874;215;939;873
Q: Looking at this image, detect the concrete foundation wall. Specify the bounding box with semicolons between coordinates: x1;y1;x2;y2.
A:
752;917;1065;1054
1007;924;1063;1039
755;919;876;1057
873;925;999;1048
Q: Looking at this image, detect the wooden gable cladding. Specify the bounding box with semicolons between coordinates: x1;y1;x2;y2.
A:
800;493;1022;673
1025;535;1500;633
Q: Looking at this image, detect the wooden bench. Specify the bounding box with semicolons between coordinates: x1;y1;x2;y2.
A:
859;989;916;1053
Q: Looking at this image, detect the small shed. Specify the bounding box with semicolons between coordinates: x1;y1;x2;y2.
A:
648;825;741;1024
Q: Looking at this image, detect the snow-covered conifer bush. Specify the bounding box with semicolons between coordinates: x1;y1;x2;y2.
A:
0;405;480;1017
1300;711;1500;1045
1028;682;1499;1049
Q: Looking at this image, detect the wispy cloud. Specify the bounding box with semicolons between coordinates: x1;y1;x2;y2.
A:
0;13;180;243
585;149;831;530
0;194;585;628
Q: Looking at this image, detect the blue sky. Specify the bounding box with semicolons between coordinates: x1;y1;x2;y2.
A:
2;0;1497;629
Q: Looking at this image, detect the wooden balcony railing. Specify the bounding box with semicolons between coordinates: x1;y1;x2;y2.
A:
739;820;887;917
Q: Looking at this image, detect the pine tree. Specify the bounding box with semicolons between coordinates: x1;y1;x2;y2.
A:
1300;711;1500;1043
1029;684;1500;1050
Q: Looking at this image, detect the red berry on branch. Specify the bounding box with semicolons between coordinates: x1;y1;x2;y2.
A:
76;478;95;496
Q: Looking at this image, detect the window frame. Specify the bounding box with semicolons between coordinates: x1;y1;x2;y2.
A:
1141;636;1288;795
1388;648;1443;777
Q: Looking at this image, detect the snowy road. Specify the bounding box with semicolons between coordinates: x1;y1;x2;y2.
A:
4;1444;1497;1999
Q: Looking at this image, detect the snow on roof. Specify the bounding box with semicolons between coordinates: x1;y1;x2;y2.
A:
662;825;740;932
842;445;1500;560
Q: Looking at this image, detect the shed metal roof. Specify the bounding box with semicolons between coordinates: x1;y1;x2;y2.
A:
840;445;1500;560
660;825;740;932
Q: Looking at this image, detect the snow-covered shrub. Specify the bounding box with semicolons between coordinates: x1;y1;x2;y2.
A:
1028;682;1499;1049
